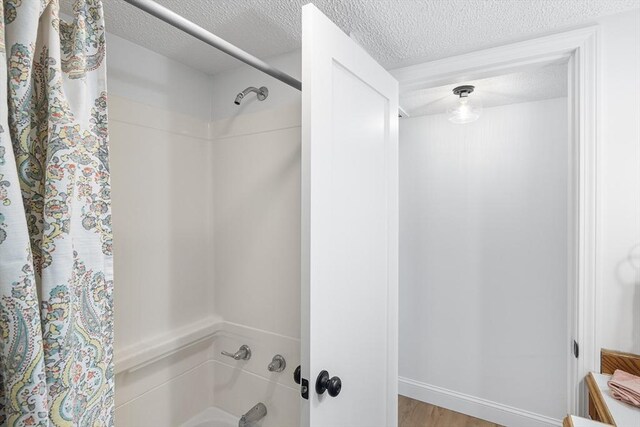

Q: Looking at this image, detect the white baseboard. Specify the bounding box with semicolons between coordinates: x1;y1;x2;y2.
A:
399;377;562;427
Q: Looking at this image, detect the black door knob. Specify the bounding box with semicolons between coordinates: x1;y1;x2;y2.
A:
294;365;301;384
315;370;342;397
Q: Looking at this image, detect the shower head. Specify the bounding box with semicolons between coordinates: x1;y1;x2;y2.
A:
234;86;269;105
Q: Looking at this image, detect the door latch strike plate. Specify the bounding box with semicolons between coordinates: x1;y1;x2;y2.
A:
301;378;309;400
573;340;579;358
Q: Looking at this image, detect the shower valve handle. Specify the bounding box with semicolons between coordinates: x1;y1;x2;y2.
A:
268;354;286;372
221;344;251;361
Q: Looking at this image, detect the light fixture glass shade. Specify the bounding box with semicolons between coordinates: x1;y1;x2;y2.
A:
447;87;482;124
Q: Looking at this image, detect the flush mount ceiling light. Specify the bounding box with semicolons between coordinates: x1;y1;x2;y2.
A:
447;85;482;124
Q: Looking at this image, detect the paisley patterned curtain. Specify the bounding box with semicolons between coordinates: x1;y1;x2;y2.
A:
0;0;113;425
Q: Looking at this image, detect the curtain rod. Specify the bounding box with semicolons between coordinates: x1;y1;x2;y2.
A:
122;0;302;91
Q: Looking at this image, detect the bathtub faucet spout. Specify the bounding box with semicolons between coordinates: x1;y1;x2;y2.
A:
239;402;267;427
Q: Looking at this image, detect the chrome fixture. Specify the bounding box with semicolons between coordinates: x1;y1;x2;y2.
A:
121;1;301;90
221;344;251;361
447;85;482;124
268;354;286;372
234;86;269;105
239;402;267;427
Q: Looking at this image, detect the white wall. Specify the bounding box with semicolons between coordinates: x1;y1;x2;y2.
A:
106;32;213;120
106;30;216;358
210;55;302;340
596;10;640;355
110;96;214;353
399;98;569;424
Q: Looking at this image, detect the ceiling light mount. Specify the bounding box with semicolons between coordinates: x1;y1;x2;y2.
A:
452;85;475;97
447;85;482;124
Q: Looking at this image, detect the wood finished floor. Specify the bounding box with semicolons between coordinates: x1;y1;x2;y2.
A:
399;396;503;427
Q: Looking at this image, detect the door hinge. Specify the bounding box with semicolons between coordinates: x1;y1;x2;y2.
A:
573;340;579;358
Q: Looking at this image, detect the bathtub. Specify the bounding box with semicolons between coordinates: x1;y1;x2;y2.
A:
182;407;238;427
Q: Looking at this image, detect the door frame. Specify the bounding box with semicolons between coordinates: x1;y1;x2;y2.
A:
391;25;599;416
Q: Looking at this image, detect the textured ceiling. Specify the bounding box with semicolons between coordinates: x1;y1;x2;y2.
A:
61;0;638;75
401;62;568;117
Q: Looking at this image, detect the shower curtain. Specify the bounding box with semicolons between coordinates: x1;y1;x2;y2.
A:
0;0;113;425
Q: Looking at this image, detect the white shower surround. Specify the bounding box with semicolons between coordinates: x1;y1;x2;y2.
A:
115;320;299;427
108;48;302;424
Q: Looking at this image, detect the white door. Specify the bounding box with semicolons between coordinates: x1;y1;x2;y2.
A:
301;4;399;427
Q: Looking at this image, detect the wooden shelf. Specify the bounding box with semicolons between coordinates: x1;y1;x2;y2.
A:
564;349;640;427
585;349;640;426
586;372;616;425
563;414;612;427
